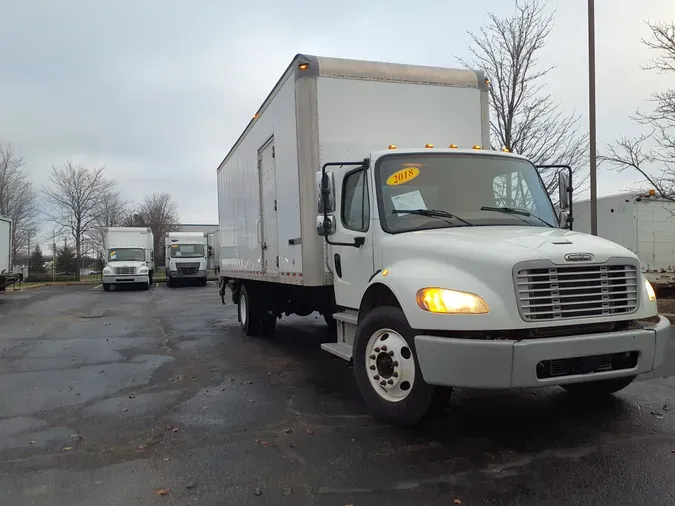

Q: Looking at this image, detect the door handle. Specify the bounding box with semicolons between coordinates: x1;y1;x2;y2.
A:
262;242;267;250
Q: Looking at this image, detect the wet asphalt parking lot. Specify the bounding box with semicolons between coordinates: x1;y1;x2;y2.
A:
1;284;675;505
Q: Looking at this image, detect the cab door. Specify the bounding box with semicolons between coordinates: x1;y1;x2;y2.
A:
328;166;375;309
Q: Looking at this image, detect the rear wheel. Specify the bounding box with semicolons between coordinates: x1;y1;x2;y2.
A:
353;306;451;426
238;284;275;336
561;376;636;398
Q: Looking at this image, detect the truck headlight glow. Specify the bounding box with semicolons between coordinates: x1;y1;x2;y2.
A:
416;288;489;314
645;279;656;302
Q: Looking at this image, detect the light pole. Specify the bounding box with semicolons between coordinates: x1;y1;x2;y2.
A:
588;0;598;235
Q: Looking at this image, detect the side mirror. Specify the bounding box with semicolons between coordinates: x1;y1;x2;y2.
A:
316;171;336;214
558;171;571;211
559;210;570;229
316;215;336;236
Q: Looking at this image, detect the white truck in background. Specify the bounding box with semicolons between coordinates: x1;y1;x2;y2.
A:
216;54;670;426
102;227;155;291
574;192;675;294
165;231;210;287
0;216;21;293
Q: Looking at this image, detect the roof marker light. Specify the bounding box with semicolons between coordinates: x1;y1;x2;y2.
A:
298;63;309;71
388;144;397;150
501;147;510;152
449;144;458;148
472;145;481;150
425;144;434;148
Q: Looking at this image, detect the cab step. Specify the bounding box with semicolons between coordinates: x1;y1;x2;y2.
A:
321;309;358;361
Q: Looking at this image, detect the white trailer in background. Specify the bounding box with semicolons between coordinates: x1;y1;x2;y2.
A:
102;227;155;291
165;231;209;286
209;230;220;274
0;216;21;293
574;192;675;291
216;54;669;426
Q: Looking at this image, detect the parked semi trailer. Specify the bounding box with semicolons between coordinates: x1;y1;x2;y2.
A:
575;192;675;293
102;227;155;291
0;216;21;293
216;54;670;426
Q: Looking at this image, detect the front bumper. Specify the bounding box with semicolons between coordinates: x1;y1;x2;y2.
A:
167;269;206;280
103;274;149;284
415;315;672;388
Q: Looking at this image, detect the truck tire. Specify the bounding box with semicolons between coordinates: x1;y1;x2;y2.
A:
149;271;153;285
141;280;150;291
103;283;111;292
238;284;275;336
200;278;208;287
166;277;173;288
561;375;636;398
353;306;451;426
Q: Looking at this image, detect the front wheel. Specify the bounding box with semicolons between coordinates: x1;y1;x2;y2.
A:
353;306;451;426
561;376;636;398
102;283;111;292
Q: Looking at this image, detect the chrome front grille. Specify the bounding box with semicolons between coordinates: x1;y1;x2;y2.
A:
515;262;639;321
114;266;136;275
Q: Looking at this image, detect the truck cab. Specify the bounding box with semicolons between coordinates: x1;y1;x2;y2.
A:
102;227;155;292
317;145;671;425
165;232;210;287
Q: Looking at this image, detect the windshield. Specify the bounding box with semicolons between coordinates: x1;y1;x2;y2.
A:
108;248;145;262
375;153;558;233
169;243;205;258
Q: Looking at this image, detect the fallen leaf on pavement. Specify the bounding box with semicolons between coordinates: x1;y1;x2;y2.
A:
282;487;293;496
137;444;147;450
254;487;263;496
62;447;73;451
155;488;170;496
306;429;314;435
454;500;462;504
186;479;198;489
29;440;36;445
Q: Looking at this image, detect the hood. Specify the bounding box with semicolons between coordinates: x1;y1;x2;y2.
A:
381;226;637;267
106;260;146;268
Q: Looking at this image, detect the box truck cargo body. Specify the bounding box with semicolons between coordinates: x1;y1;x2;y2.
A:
216;54;670;426
165;231;209;286
102;227;154;291
0;216;21;292
574;193;675;290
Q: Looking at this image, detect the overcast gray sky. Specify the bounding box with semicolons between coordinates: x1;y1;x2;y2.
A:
1;0;674;241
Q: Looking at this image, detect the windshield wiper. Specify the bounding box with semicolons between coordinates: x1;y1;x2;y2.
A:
480;206;554;228
392;209;474;226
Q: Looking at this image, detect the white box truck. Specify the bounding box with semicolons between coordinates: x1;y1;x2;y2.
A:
574;192;675;292
165;231;209;286
216;54;670;426
0;216;21;293
102;227;154;291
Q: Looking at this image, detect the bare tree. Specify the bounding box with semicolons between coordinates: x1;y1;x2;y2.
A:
43;162;116;280
458;0;589;199
0;143;38;261
90;188;129;253
123;193;180;264
601;20;675;198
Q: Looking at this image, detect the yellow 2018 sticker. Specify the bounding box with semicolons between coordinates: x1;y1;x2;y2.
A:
386;167;420;186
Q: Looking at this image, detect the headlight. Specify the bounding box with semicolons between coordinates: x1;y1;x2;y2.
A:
169;263;177;271
138;266;148;274
416;288;489;314
103;267;112;275
645;279;656;302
